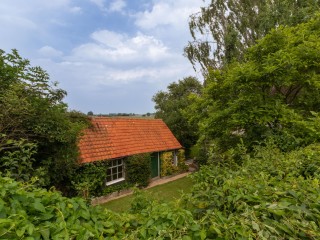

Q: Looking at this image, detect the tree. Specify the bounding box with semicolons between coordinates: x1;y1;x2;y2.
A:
153;77;202;151
0;49;89;193
189;14;320;156
185;0;320;70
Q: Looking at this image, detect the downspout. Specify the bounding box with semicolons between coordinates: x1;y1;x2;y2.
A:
158;152;160;177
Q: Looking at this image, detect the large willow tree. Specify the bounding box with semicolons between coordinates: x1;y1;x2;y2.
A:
185;0;320;70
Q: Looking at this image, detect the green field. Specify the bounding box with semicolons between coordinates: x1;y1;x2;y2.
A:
101;176;193;212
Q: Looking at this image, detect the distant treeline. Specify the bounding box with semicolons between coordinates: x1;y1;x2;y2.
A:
87;111;155;117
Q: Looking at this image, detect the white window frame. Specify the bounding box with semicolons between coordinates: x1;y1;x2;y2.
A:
106;158;125;186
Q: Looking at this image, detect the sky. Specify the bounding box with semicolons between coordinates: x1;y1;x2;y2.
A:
0;0;207;114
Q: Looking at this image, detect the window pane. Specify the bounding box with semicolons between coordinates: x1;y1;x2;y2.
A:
106;159;125;183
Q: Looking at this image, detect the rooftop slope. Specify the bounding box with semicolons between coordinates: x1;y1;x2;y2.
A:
79;117;182;163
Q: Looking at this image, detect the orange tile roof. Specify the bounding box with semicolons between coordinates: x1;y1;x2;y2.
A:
78;117;182;163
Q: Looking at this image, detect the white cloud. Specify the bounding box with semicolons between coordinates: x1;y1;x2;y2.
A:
69;30;170;64
132;0;208;53
109;0;126;12
90;0;105;10
38;46;63;58
134;0;201;30
91;30;125;48
69;6;82;14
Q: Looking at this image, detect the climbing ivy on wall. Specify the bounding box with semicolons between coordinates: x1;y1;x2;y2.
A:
72;161;109;199
161;152;178;177
161;150;187;177
178;149;188;172
126;153;151;187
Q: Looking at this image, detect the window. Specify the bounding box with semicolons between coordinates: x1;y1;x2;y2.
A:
106;158;125;185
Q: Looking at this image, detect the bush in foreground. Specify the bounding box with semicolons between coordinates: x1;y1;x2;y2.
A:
186;143;320;239
1;143;320;239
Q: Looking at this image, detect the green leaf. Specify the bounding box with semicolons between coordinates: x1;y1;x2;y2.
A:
105;229;115;234
182;236;192;240
252;221;260;231
190;224;200;232
209;225;222;235
40;228;50;240
16;228;26;237
33;200;46;212
27;224;35;235
200;229;207;240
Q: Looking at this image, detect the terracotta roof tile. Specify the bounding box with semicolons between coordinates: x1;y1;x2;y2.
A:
78;117;182;163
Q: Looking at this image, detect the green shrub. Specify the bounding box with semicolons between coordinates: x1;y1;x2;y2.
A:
184;143;320;239
161;150;188;177
72;161;109;199
2;142;320;239
0;176;127;239
160;151;178;176
0;175;205;239
177;149;188;172
126;153;151;187
130;188;153;214
0;139;38;182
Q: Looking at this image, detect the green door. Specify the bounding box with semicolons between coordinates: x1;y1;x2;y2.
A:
150;153;159;178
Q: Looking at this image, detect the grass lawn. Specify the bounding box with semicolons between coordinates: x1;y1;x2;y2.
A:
101;176;193;212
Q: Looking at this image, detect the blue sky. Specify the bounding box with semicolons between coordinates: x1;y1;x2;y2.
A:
0;0;206;114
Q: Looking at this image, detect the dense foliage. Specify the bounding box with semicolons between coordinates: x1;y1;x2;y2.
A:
161;150;188;177
153;77;202;151
185;0;320;70
72;161;109;199
188;14;320;158
2;142;320;239
184;142;320;239
0;175;204;239
0;49;89;194
0;176;126;239
126;153;152;187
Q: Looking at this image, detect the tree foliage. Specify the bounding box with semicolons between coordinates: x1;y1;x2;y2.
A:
185;0;320;70
153;76;202;150
0;49;89;193
188;14;320;155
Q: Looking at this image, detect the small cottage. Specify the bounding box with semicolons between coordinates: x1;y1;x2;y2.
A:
78;117;183;186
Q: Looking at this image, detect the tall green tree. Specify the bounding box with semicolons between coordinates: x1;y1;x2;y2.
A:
153;77;202;151
185;0;320;70
189;14;320;156
0;49;89;193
